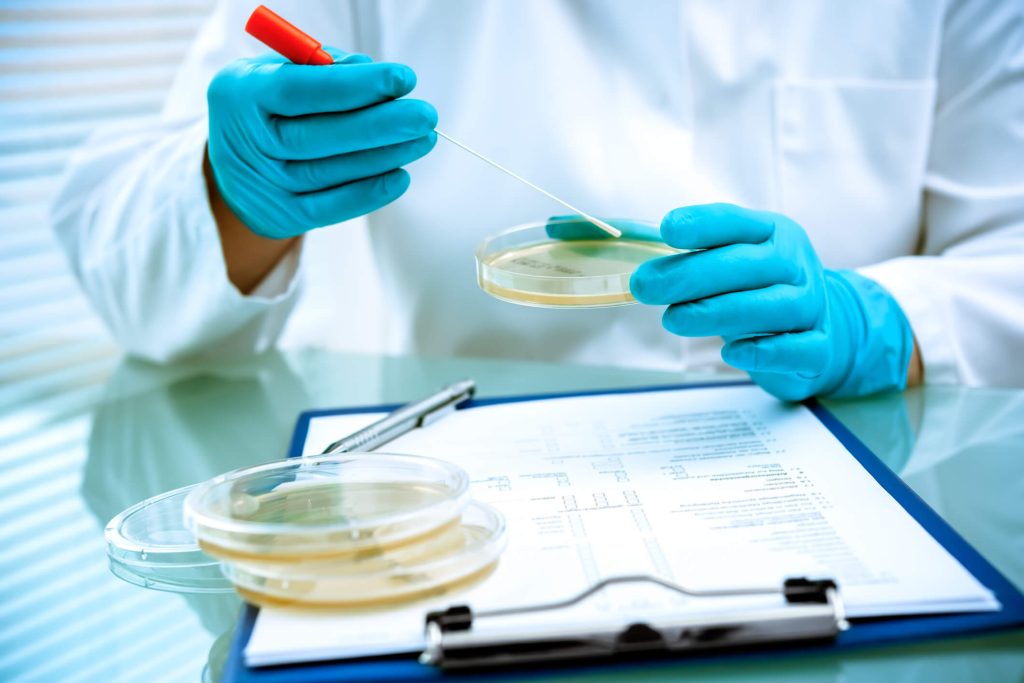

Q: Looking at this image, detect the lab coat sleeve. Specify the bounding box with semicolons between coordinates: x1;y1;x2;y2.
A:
49;1;358;363
858;0;1024;386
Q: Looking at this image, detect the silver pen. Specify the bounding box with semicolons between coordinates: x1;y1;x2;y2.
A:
319;379;477;454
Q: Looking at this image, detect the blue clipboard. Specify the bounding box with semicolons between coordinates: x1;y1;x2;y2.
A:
223;382;1024;682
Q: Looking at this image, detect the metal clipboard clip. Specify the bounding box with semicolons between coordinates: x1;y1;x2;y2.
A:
421;575;848;671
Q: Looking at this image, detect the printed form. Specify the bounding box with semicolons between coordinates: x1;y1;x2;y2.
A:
246;385;997;666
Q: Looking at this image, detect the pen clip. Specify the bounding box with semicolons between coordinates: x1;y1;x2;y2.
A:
318;381;475;455
418;389;474;428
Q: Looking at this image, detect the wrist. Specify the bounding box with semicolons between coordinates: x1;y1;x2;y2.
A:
203;145;299;294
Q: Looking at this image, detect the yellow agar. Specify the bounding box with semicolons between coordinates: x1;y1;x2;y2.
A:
195;481;462;562
235;561;498;610
479;238;676;308
228;522;503;608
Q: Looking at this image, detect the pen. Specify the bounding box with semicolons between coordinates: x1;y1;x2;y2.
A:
320;379;476;454
243;5;622;239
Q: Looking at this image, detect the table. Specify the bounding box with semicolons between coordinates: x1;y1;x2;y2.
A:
1;349;1021;682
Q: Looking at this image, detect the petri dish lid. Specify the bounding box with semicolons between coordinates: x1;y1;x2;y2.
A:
105;483;234;593
476;218;679;308
184;454;471;562
222;500;507;608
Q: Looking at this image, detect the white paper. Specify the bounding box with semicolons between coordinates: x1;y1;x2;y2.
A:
246;385;997;667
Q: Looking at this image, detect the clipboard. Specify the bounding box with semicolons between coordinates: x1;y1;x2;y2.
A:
223;382;1024;682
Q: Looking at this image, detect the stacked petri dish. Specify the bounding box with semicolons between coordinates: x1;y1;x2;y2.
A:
183;454;506;608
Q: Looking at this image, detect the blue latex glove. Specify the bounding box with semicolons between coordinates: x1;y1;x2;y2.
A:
630;204;914;401
544;216;662;242
207;49;437;239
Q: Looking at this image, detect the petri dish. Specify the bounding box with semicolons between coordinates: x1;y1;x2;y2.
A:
184;454;471;563
223;500;507;608
105;483;234;593
476;218;679;308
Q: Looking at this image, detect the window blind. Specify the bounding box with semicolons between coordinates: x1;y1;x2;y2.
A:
0;0;213;403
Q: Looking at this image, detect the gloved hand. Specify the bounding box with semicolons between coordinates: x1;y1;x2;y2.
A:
206;49;437;239
630;204;914;401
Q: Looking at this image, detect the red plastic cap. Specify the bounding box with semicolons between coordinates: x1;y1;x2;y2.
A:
245;5;333;65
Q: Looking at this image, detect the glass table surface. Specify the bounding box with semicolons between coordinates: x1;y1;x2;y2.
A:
1;349;1021;682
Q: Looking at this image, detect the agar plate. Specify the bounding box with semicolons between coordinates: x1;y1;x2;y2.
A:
184;454;471;562
223;500;507;608
476;218;678;308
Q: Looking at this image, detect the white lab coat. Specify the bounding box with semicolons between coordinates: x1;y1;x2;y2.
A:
52;0;1024;385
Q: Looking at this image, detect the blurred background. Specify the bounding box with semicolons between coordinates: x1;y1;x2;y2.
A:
0;0;213;399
